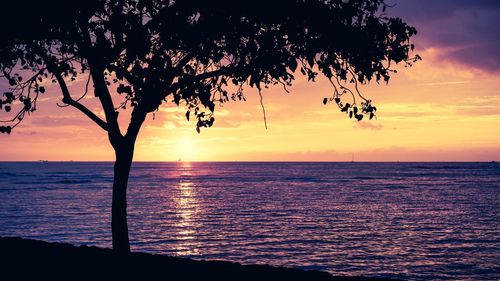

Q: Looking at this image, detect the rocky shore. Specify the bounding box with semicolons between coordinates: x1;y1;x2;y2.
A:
0;237;394;280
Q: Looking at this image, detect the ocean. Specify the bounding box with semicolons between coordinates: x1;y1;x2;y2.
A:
0;162;498;280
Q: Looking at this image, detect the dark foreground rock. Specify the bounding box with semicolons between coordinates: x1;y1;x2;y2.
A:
0;237;394;280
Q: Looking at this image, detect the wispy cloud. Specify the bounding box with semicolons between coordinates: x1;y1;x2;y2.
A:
354;121;383;131
423;81;469;86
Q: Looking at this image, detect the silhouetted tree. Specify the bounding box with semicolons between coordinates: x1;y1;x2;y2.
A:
0;0;419;253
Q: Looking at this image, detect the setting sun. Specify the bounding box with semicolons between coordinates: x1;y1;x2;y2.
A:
176;138;196;161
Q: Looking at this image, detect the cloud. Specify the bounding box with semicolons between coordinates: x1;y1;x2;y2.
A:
423;81;469;86
391;0;500;71
391;0;500;21
446;105;500;117
354;121;383;131
212;119;241;128
30;115;91;127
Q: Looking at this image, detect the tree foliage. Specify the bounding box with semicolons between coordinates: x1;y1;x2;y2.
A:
0;0;419;135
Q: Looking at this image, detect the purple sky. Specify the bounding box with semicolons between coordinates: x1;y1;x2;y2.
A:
391;0;500;71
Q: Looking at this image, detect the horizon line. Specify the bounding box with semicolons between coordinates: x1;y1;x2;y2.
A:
0;160;498;163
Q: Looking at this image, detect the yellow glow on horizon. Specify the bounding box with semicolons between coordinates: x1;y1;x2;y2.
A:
176;138;196;161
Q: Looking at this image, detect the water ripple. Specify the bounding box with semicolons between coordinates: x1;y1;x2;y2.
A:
0;162;499;280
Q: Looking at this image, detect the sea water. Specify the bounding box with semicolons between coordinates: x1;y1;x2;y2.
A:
0;162;498;280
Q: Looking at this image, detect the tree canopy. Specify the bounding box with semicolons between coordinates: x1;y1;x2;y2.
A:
0;0;419;137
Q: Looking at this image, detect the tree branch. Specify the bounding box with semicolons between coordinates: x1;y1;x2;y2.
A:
169;67;238;93
30;43;110;132
79;26;124;145
52;71;109;131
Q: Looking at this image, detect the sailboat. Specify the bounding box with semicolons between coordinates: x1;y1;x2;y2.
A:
350;153;354;163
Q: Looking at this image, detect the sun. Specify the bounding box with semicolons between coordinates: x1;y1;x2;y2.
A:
177;138;196;161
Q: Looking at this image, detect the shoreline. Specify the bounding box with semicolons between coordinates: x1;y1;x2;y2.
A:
0;237;395;280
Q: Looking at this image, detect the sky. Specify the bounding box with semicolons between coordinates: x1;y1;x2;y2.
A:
1;0;500;161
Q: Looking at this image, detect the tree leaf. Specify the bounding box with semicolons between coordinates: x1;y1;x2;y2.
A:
289;59;298;72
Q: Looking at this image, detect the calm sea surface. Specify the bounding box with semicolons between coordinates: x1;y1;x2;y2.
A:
0;162;498;280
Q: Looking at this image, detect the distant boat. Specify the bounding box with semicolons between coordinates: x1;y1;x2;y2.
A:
351;153;354;163
38;160;48;163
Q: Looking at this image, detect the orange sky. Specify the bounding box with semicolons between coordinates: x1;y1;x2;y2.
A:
1;46;499;162
2;0;500;162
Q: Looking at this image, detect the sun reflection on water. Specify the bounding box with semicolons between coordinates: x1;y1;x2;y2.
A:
173;162;200;256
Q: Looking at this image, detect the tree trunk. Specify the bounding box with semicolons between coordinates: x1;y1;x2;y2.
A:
111;143;134;254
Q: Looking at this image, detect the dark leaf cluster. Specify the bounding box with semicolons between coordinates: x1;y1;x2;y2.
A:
0;0;419;135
